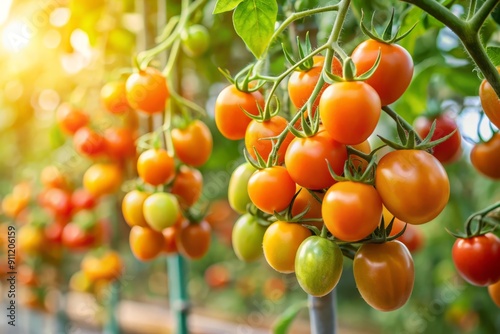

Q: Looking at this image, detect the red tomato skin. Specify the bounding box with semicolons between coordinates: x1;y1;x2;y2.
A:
73;127;107;158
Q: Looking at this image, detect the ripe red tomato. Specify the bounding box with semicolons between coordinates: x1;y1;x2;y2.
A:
122;189;150;227
452;233;500;286
129;225;165;261
104;127;136;161
176;220;211;260
488;280;500;307
171;165;203;208
43;188;73;217
56;103;89;135
285;130;347;190
247;166;296;214
322;181;382;242
319;81;381;145
479;66;500;129
44;218;68;244
126;67;169;114
101;81;130;114
375;150;450;225
351;39;414;105
214;85;265;140
245;116;293;164
137;148;175;186
71;188;97;212
73;127;107;158
354;241;414;311
83;163;123;197
171;120;212;167
414;114;462;164
470;133;500;179
62;220;103;251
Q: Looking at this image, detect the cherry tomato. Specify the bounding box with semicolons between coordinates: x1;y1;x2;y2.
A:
351;39;414;105
375;150;450;225
181;24;210;58
42;188;73;217
479;66;500;128
232;213;267;262
171;120;212;167
81;250;123;281
71;188;97;212
100;81;130;114
143;192;180;231
247;166;296;214
228;163;256;214
295;236;343;297
452;233;500;286
176;220;211;260
126;67;169;114
162;226;179;254
62;220;103;251
104;127;136;161
285;130;347;190
44;218;67;244
353;241;414;311
204;264;231;289
319;81;381;145
129;225;165;261
18;225;45;256
83;163;123;197
291;187;324;230
1;194;26;218
214;85;265;140
137;148;175;186
262;221;311;273
488;280;500;307
414;114;462;164
322;181;382;242
470;133;500;179
122;190;149;227
245;116;294;164
56;103;89;135
171;165;203;208
40;165;67;190
382;207;424;253
73;127;107;158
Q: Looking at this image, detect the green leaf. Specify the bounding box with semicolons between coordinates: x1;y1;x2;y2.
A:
233;0;278;59
486;46;500;66
213;0;244;14
272;301;308;334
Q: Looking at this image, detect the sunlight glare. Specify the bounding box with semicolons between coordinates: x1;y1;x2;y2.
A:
2;20;32;52
0;0;13;26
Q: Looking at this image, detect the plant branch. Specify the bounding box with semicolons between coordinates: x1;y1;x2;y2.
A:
381;106;423;144
469;0;500;32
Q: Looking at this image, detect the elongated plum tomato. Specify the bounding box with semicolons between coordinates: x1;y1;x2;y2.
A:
479;66;500;129
143;192;180;231
245;115;294;164
288;56;342;113
414;114;461;164
351;39;413;105
353;241;414;311
295;236;343;297
488;280;500;307
262;221;311;273
100;81;130;114
285;130;347;190
176;220;211;260
126;67;169;114
122;190;149;227
452;233;500;286
232;213;267;262
171;120;212;167
83;163;123;197
470;133;500;179
214;85;265;140
137;148;175;186
171;165;203;208
319;81;381;145
129;225;165;261
56;103;89;135
247;166;296;214
375;150;449;225
322;181;382;242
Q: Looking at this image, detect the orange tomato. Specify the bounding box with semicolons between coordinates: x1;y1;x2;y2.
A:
171;120;212;166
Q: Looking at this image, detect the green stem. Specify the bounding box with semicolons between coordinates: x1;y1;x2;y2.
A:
381;106;423;144
469;0;499;32
467;0;478;20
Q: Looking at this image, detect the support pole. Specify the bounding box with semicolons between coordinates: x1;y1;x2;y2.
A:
308;290;337;334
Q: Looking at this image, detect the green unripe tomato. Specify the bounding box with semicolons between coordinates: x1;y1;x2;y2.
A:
232;214;267;262
295;236;343;297
228;162;256;214
143;192;180;231
181;25;210;58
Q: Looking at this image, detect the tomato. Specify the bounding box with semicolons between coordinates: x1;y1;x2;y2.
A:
171;120;212;167
479;66;500;128
285;130;347;190
353;241;414;311
232;214;267;262
488;280;500;307
42;188;73;217
247;166;296;214
452;233;500;286
322;181;382;242
176;220;211;260
245;116;294;164
470;133;500;179
214;85;265;140
375;150;450;225
181;24;210;58
44;218;67;244
137;148;175;186
1;194;27;218
350;140;371;171
69;271;93;293
126;67;169;114
414;114;462;164
382;207;424;253
143;192;180;231
351;39;413;105
18;225;45;256
319;81;381;145
81;250;123;281
204;264;231;289
100;80;130;114
262;221;311;273
122;190;149;227
18;265;38;287
71;188;97;212
72;127;107;158
228;163;256;214
171;165;203;208
295;236;343;297
162;226;179;254
40;165;67;189
56;103;89;135
288;56;342;112
104;127;136;161
291;187;324;230
129;225;165;261
83;163;123;197
62;221;102;251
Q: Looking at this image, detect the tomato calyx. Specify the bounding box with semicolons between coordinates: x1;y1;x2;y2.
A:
323;54;381;83
448;201;500;239
289;106;321;138
359;9;418;44
283;32;316;71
